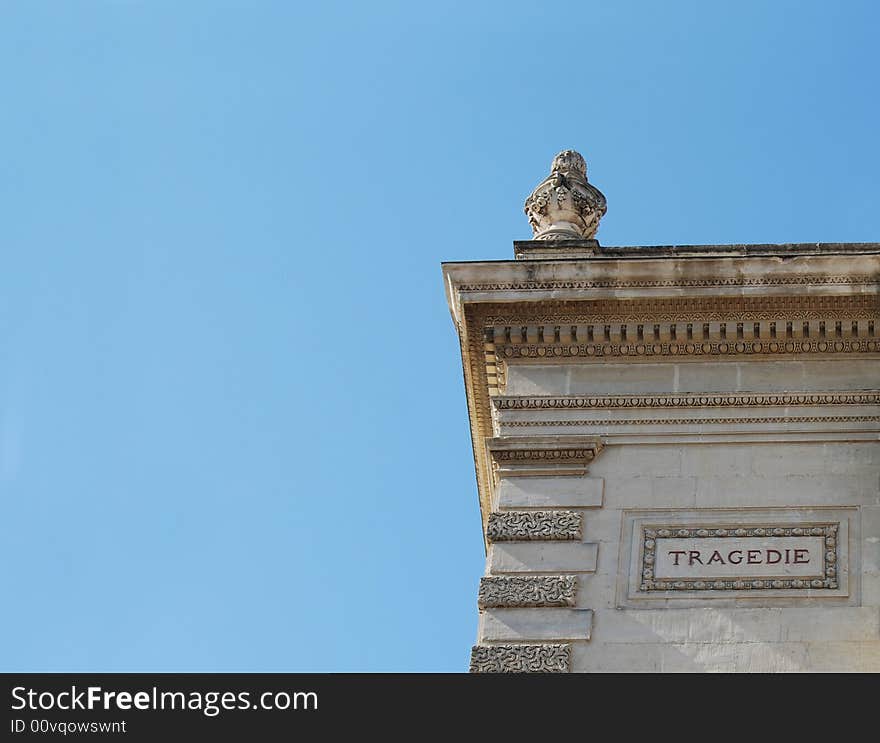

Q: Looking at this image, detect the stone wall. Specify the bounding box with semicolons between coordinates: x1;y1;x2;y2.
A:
447;243;880;672
475;442;878;672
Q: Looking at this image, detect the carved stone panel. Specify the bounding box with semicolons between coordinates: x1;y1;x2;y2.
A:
469;643;571;673
486;510;583;542
618;508;854;606
642;526;837;591
478;576;578;608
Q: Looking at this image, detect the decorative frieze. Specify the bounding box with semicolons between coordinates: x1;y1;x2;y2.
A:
506;415;880;428
496;338;880;362
478;576;578;608
483;295;879;324
494;392;880;411
477;297;880;377
486;511;583;542
457;273;879;293
469;643;571;673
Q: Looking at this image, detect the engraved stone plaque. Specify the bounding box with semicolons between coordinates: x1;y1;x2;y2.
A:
619;508;854;604
642;525;837;591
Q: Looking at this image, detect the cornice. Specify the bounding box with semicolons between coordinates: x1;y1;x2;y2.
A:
443;251;880;327
444;255;880;530
515;241;880;259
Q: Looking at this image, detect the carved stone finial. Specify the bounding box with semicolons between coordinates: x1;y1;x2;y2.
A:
524;150;607;240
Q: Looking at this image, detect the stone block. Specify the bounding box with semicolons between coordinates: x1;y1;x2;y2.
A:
695;474;875;508
803;641;880;672
864;537;880;574
566;363;676;395
862;505;880;574
827;444;880;475
579;641;812;673
676;362;741;393
479;608;593;641
862;505;880;541
602;478;652;508
861;571;880;606
778;607;879;642
591;607;878;644
504;365;568;396
571;642;661;672
749;444;830;477
650;477;697;507
488;542;598;574
580;508;625;544
575;571;619;611
594;444;682;478
681;445;755;478
496;477;603;509
659;642;809;673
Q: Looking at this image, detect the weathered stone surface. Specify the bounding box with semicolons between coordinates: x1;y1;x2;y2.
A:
504;360;880;398
574;641;812;673
479;609;593;641
486;510;583;541
694;474;877;508
523;150;606;241
496;477;603;509
469;643;571;673
477;575;578;608
488;542;598;574
590;607;878;644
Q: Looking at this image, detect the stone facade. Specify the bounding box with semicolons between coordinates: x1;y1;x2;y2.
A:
444;170;880;670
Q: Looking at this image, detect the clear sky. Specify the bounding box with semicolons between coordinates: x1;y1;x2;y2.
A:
1;1;878;672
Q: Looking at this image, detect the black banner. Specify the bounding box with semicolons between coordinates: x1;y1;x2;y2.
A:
1;673;859;738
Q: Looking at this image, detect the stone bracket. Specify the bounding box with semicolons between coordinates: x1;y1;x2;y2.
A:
487;435;604;478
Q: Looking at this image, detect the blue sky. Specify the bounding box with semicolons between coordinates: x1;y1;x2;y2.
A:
1;1;878;671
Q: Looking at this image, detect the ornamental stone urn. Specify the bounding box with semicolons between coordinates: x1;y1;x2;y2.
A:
524;150;607;240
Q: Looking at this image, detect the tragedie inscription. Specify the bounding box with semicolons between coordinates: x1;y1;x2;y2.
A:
639;524;839;592
654;536;824;579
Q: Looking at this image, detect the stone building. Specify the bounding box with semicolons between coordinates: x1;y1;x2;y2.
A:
442;151;880;672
